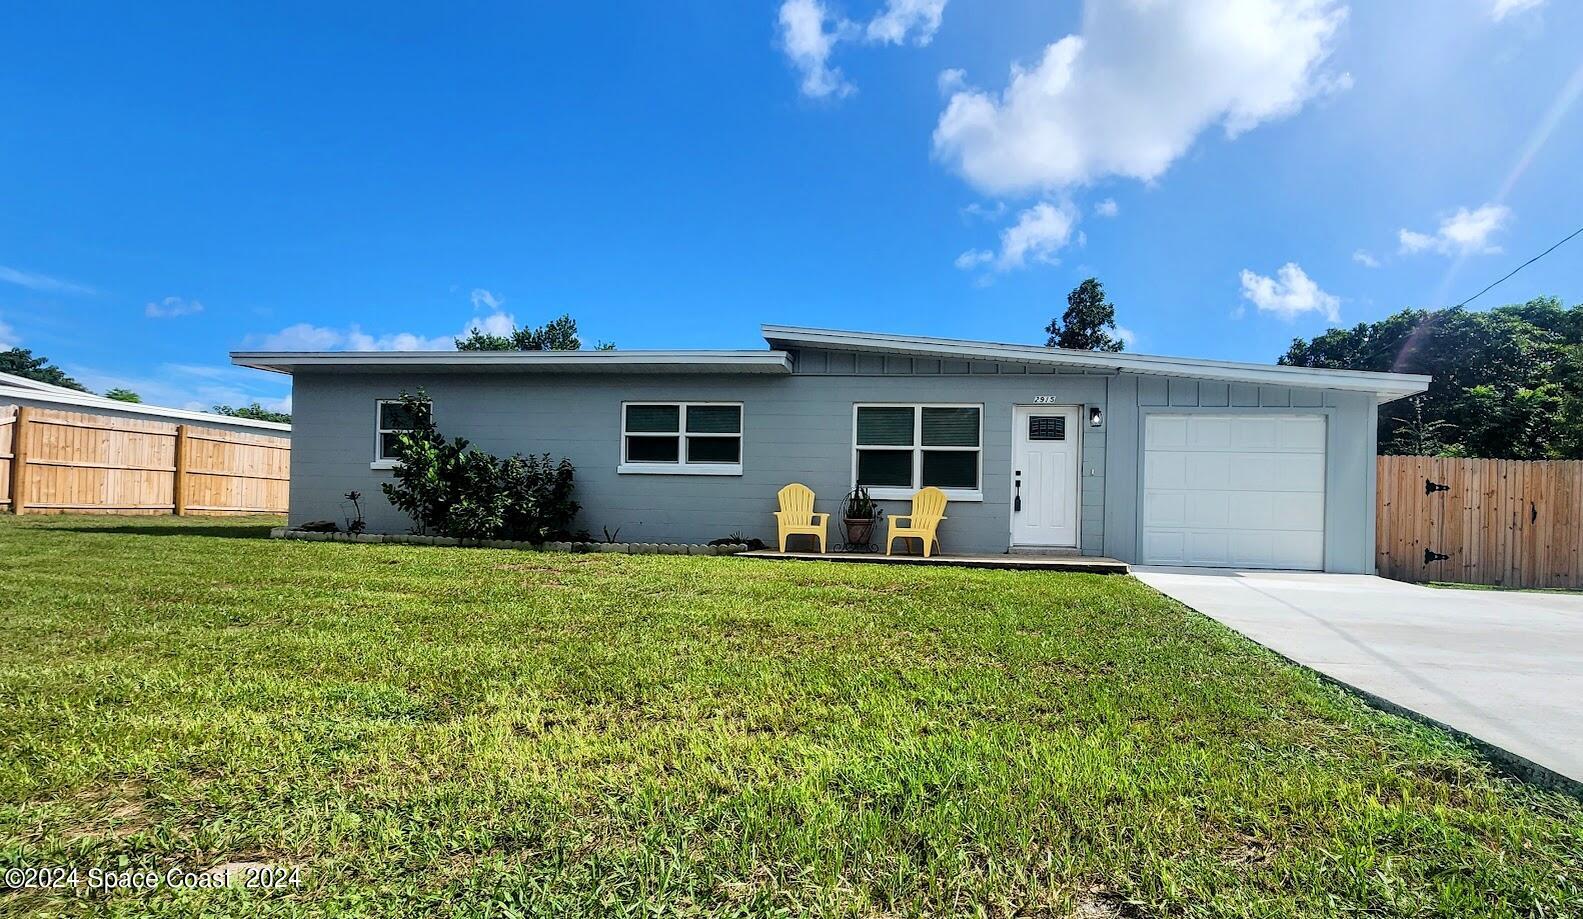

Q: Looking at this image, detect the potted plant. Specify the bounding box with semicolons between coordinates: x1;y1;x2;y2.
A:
840;486;884;550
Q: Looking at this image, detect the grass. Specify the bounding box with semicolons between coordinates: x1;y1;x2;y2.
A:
1427;581;1583;596
0;516;1579;918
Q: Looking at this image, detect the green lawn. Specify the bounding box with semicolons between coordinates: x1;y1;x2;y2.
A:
1;516;1578;918
1427;581;1583;596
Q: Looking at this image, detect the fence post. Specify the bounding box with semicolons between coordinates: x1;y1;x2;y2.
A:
173;424;189;516
10;406;30;515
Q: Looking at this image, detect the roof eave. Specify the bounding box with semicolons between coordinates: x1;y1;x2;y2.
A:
229;350;795;375
762;325;1430;401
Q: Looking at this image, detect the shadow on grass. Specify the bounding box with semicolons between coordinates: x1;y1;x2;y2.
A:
19;519;283;540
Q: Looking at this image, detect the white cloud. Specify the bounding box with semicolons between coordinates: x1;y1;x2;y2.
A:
779;0;948;98
1398;204;1513;256
959;200;1081;274
252;311;524;353
0;315;15;349
1114;325;1137;347
866;0;947;45
1238;262;1340;321
469;288;504;311
145;295;204;318
932;0;1350;196
778;0;855;99
954;249;994;270
1491;0;1544;20
1094;198;1119;218
1352;249;1381;268
937;67;967;94
0;265;95;296
465;311;517;338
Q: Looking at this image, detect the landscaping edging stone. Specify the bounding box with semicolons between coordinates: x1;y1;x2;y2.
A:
271;527;751;556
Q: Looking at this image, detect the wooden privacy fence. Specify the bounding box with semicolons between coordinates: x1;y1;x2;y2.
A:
2;405;289;516
1377;455;1583;589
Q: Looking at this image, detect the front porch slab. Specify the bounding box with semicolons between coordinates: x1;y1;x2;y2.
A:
737;549;1129;573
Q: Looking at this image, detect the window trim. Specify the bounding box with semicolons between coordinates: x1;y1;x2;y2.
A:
851;403;984;502
618;401;744;476
372;397;431;470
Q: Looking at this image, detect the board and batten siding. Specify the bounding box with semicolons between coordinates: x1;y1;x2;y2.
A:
288;346;1381;572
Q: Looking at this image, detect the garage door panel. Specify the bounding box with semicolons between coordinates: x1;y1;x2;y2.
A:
1279;417;1327;451
1144;492;1186;527
1227;492;1275;529
1186;492;1230;527
1274;493;1325;530
1228;454;1277;490
1188;418;1232;449
1145;452;1187;489
1148;416;1188;448
1228;533;1274;567
1232;418;1278;450
1185;452;1231;489
1145;531;1185;564
1144;413;1326;571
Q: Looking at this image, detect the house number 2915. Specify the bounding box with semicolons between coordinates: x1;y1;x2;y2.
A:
1032;395;1059;404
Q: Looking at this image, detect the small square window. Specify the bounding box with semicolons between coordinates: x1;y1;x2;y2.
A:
376;399;430;462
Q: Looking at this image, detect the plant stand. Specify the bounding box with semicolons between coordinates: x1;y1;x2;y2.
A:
841;517;878;553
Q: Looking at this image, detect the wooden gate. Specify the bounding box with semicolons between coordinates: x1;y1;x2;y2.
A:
1377;456;1583;588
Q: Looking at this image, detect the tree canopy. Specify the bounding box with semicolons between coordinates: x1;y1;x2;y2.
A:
213;402;292;424
1279;297;1583;459
455;314;613;352
0;347;89;391
103;388;142;403
1046;278;1125;352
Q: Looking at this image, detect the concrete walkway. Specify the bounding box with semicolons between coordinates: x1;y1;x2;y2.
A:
1134;568;1583;786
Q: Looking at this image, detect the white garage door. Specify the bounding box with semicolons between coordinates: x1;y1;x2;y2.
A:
1142;414;1327;570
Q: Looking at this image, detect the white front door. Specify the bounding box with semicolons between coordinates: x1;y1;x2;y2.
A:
1012;405;1080;547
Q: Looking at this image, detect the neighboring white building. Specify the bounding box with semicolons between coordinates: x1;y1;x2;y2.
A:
0;371;291;438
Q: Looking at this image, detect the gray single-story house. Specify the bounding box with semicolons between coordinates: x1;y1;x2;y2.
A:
232;325;1429;572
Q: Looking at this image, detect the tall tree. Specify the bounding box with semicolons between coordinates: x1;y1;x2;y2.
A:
0;347;89;391
213;402;292;424
1280;297;1583;459
104;388;142;403
1046;278;1125;352
455;314;614;351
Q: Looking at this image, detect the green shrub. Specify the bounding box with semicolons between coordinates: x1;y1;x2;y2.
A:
380;392;580;541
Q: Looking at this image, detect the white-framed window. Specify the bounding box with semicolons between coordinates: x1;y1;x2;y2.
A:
619;402;743;475
373;398;430;468
852;404;983;501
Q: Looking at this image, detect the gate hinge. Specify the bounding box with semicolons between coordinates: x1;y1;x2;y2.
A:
1423;548;1450;564
1425;479;1450;495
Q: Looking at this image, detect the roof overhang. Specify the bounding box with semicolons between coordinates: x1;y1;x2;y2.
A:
230;350;795;375
762;325;1431;403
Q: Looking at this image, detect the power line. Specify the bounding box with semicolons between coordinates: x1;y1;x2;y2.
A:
1454;223;1583;309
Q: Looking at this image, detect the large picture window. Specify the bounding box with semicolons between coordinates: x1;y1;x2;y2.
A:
375;398;430;465
853;404;982;500
620;402;743;475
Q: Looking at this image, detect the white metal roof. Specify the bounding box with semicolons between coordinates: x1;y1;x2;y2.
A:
0;377;291;433
230;349;795;375
761;325;1431;402
225;327;1429;403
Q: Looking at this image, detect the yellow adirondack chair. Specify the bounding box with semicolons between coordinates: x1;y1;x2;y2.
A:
774;483;829;553
885;486;948;557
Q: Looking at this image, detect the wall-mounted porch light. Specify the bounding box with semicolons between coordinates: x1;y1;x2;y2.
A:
1089;406;1104;428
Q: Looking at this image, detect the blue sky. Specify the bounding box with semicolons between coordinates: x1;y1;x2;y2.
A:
1;0;1579;412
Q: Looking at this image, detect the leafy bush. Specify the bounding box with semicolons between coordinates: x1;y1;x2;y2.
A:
380;392;580;542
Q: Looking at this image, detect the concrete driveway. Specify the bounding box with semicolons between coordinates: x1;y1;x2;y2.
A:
1134;568;1583;786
